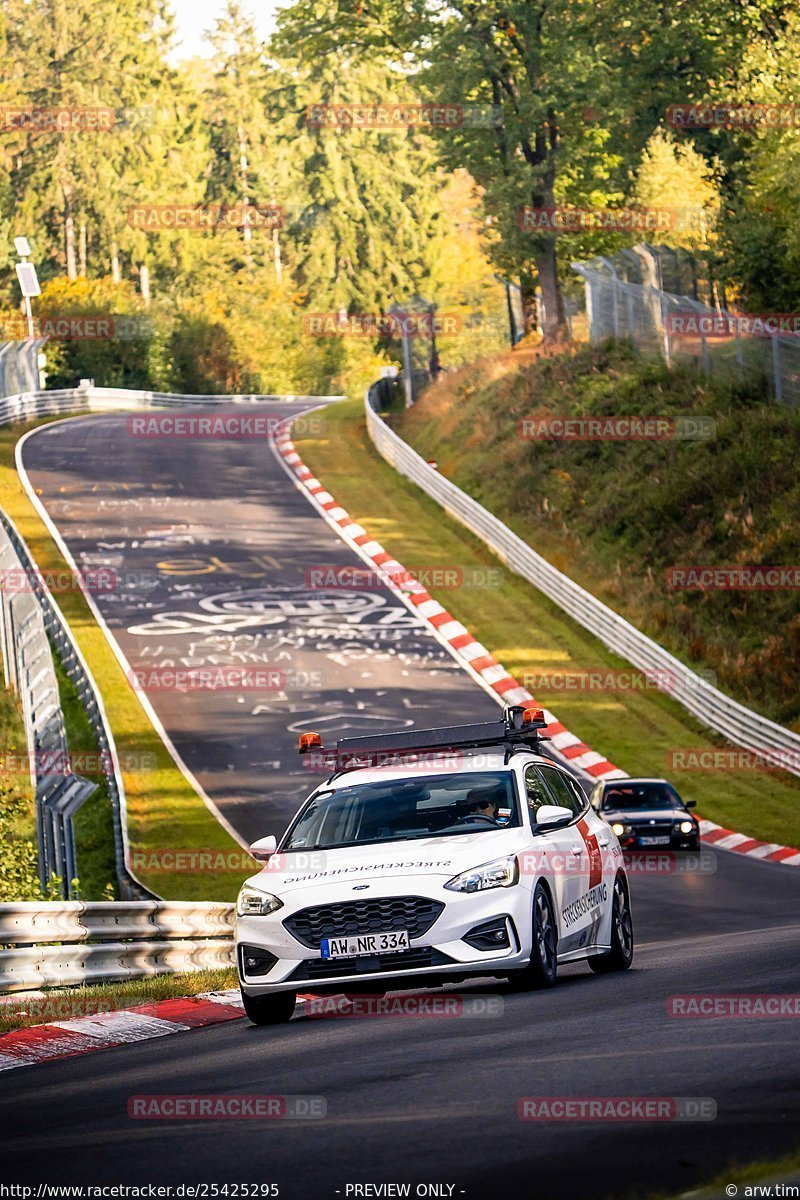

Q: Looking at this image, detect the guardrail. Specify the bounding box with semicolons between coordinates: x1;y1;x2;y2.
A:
365;384;800;778
0;900;234;992
0;508;149;900
0;340;45;397
0;383;345;428
0;382;344;899
0;522;97;895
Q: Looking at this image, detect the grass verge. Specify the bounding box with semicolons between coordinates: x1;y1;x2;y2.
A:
294;396;800;847
0;418;252;901
399;342;800;729
0;679;33;826
51;648;117;898
0;967;238;1032
656;1150;800;1199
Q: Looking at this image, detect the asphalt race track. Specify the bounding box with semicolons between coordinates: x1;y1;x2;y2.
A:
20;407;499;841
1;863;799;1197
4;407;799;1198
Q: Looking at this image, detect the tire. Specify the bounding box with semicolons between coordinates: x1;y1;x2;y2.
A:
589;873;634;974
241;988;296;1025
509;882;558;990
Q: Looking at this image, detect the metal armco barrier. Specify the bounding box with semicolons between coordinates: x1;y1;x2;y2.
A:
0;340;45;397
0;523;97;896
0;382;344;429
0;900;234;992
0;509;147;900
365;385;800;778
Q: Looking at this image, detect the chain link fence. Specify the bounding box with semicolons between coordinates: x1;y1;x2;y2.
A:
572;245;800;407
381;281;525;408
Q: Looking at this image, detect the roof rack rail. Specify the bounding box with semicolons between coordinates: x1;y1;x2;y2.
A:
297;704;548;771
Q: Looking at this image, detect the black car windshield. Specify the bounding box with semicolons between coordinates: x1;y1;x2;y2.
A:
282;771;520;851
601;783;681;810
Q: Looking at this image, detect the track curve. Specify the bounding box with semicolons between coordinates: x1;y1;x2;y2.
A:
5;406;798;1197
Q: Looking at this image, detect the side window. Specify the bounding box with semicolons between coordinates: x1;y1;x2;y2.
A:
563;773;589;816
524;766;553;826
538;766;584;818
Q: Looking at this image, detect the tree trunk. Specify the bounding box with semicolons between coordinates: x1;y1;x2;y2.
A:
519;278;539;337
529;131;568;344
272;228;283;282
63;184;77;280
139;262;151;305
111;243;121;283
533;237;566;343
272;197;282;284
79;220;87;276
237;123;253;268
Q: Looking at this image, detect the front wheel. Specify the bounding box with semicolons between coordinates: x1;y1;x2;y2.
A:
589;873;634;974
509;882;558;990
241;988;296;1025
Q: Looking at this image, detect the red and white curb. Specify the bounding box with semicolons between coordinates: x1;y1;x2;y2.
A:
272;424;800;869
698;819;800;866
273;428;624;782
0;990;248;1072
0;990;320;1071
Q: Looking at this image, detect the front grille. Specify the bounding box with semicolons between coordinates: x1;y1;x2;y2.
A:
630;821;674;834
288;947;453;982
284;896;445;949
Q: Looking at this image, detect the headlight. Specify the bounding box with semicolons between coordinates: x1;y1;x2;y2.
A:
237;885;283;916
611;823;625;836
679;820;695;835
444;854;519;894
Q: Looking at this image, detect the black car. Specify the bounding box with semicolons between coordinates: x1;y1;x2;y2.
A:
589;777;700;851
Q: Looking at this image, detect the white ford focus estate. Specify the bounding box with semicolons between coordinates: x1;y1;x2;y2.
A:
236;706;634;1024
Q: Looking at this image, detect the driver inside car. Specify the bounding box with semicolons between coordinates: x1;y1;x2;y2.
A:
465;786;502;823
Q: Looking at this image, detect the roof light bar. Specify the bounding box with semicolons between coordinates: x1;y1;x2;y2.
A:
295;704;547;764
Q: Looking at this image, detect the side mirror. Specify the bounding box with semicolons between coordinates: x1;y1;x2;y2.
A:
590;796;602;811
684;799;697;809
536;804;574;830
249;835;277;861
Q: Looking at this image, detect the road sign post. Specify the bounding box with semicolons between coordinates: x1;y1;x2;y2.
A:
13;238;40;340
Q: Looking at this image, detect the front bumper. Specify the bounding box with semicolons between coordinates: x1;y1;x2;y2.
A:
237;878;533;995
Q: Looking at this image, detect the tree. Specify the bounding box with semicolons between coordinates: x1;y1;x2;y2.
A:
272;0;627;340
205;2;288;281
0;0;207;298
633;132;721;251
268;50;445;317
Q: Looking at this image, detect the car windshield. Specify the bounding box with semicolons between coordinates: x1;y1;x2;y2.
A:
601;783;681;811
282;771;520;851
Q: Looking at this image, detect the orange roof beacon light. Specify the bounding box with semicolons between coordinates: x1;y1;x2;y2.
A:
298;731;323;755
522;707;545;726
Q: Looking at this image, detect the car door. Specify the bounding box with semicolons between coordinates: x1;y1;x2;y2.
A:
522;763;588;956
537;765;612;954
